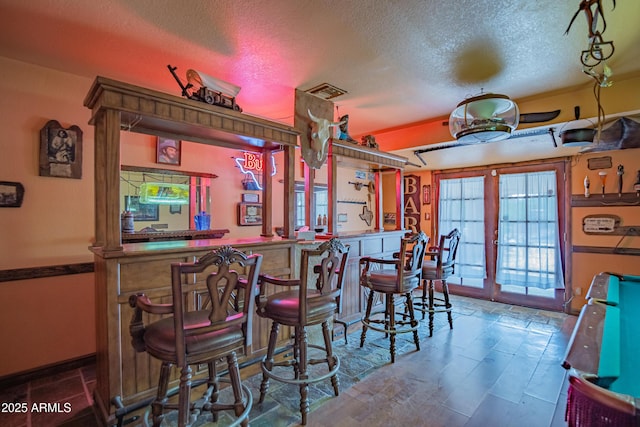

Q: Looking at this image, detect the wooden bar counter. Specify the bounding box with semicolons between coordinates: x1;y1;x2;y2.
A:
92;230;404;424
90;237;296;423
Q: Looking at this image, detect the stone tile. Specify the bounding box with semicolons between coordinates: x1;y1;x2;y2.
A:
11;296;576;427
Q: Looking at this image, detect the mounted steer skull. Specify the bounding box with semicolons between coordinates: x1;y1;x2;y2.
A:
304;109;345;169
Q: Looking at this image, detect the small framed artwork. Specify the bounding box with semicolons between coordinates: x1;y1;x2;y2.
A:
238;203;262;226
156;137;181;165
422;185;431;205
337;213;348;223
383;212;396;225
39;120;83;179
0;181;25;207
169;204;182;214
242;193;259;203
125;196;159;221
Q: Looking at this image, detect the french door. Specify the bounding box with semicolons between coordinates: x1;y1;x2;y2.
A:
434;161;568;311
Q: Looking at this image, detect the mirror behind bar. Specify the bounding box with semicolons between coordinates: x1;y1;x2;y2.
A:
120;165;229;242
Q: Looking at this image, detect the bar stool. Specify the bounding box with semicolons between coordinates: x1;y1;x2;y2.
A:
128;246;262;427
255;238;349;425
359;231;429;363
416;228;461;336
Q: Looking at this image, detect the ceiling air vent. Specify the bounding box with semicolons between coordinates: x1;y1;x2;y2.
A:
305;83;347;100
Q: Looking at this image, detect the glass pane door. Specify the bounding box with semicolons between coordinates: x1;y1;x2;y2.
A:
434;162;567;311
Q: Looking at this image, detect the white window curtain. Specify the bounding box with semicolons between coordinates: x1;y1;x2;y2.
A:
438;177;486;279
496;171;565;289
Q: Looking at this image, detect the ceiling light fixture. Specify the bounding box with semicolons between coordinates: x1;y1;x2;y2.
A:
448;92;519;143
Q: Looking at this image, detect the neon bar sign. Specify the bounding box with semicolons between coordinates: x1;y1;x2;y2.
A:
235;152;276;190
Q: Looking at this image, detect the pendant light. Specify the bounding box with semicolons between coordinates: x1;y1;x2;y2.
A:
449;92;519;143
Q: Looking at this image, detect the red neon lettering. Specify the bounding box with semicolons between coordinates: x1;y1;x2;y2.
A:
243;152;263;171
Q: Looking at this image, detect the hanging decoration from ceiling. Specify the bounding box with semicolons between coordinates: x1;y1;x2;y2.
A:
564;0;616;142
448;92;519;143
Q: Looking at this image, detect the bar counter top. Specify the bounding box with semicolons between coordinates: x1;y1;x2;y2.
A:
90;235;296;259
90;229;405;259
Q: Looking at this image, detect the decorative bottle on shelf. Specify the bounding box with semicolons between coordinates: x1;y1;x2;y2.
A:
634;170;640;197
317;214;322;226
322;214;327;226
584;176;590;198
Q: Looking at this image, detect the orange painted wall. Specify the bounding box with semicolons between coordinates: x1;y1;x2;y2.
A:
0;58;96;377
569;149;640;312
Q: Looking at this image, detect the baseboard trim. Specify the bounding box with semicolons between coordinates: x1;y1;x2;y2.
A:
0;354;96;389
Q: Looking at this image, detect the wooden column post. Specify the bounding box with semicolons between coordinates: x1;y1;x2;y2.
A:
93;108;122;251
262;150;274;237
304;162;315;230
328;142;337;235
395;169;404;231
374;170;382;231
283;144;296;239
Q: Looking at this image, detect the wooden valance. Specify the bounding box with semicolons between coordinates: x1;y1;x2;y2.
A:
332;141;408;169
84;77;299;151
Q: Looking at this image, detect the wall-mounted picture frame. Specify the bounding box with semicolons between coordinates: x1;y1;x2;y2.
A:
242;193;259;203
383;212;396;225
422;184;431;205
0;181;25;207
39;120;83;179
337;213;348;223
156;137;181;165
169;204;182;214
238;202;262;226
125;196;159;221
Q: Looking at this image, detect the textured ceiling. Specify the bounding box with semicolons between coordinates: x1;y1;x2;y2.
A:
1;0;639;144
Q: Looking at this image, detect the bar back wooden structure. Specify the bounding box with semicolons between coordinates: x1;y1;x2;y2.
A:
84;77;299;425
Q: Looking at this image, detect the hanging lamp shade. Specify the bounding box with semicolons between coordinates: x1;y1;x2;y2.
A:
449;93;519;143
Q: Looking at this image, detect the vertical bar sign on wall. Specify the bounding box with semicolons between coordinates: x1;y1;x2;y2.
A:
404;174;421;233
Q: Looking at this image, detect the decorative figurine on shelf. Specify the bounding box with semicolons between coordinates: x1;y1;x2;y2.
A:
617;164;624;197
168;65;242;112
336;114;357;143
361;134;379;149
304;109;345;169
584;175;590;198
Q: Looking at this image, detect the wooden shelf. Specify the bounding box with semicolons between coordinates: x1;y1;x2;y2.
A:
571;192;640;207
572;245;640;256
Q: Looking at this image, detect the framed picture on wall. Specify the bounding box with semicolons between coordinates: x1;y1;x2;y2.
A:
237;203;262;226
0;181;25;207
39;120;83;179
156;137;181;165
125;196;159;221
422;185;431;205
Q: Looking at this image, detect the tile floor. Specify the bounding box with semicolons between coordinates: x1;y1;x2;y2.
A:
0;295;576;427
